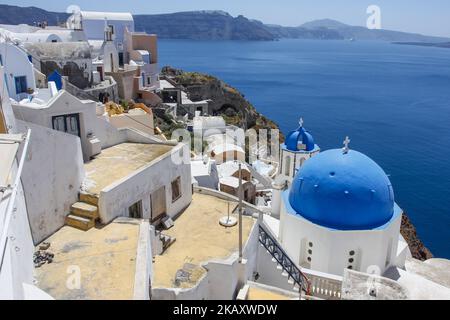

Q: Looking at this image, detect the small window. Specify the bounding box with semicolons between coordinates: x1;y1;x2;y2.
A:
0;54;3;66
300;158;305;167
14;76;28;94
171;177;182;202
108;24;114;34
147;77;151;85
129;200;142;218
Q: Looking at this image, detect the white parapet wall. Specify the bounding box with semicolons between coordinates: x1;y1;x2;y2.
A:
151;220;260;300
133;220;153;300
16;120;85;244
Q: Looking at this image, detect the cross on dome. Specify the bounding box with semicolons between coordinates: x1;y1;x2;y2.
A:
299;117;304;128
342;136;351;154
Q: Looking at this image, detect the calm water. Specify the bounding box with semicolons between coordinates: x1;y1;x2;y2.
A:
159;39;450;258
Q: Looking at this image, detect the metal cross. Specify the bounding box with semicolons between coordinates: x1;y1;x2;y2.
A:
299;117;304;128
343;136;351;154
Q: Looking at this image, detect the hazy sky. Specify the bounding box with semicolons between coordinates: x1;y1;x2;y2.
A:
4;0;450;37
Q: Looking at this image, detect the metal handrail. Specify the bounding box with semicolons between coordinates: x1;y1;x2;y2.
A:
258;224;311;295
0;129;31;272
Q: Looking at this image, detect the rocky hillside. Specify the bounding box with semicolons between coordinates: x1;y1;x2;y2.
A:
0;4;68;26
161;66;280;134
401;214;433;261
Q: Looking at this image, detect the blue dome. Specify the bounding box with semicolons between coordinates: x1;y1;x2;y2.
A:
285;126;315;152
288;149;394;230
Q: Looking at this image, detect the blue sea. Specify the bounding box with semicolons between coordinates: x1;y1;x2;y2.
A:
159;39;450;258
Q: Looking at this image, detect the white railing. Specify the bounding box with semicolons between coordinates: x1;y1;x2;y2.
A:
0;129;31;272
301;268;343;299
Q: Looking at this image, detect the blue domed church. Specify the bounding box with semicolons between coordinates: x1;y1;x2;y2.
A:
273;125;406;277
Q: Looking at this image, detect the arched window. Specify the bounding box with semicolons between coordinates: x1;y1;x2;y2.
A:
300;157;306;168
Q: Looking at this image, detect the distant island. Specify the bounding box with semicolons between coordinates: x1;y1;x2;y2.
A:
393;41;450;49
0;4;449;42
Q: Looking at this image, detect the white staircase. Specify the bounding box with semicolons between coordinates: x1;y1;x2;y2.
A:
255;224;342;299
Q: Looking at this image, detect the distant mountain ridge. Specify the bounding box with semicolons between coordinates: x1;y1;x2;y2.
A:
0;4;68;26
0;4;448;42
134;11;275;41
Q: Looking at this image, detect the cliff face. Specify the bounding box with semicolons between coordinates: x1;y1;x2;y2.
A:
134;11;275;41
0;4;68;26
401;213;433;261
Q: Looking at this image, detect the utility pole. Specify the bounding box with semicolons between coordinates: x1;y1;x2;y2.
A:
238;163;243;263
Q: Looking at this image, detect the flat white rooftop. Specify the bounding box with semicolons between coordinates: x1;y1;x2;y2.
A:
83;142;174;195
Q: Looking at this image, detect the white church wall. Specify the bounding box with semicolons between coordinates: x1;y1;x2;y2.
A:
279;198;402;277
279;146;320;183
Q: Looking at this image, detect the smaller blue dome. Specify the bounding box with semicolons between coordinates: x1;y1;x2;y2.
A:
288;149;394;230
285;126;315;152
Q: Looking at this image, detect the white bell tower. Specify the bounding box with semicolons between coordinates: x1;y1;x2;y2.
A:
271;118;320;218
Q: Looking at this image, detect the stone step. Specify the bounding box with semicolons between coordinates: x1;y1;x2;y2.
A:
70;202;98;219
79;192;99;207
65;214;95;231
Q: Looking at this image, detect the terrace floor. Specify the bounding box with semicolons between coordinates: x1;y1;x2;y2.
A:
246;286;297;300
83;142;173;195
152;192;256;289
34;218;140;300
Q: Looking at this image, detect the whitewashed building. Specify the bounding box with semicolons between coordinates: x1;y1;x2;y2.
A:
0;42;36;101
67;11;134;65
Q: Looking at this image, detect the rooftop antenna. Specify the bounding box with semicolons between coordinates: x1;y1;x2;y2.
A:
342;136;351;154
